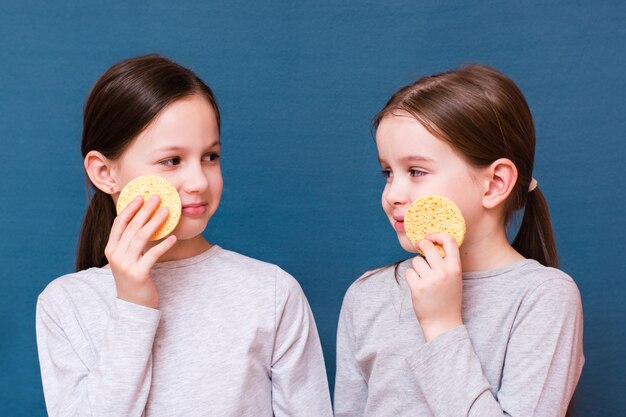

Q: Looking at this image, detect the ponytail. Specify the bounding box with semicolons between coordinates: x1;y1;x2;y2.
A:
511;187;558;268
75;187;116;271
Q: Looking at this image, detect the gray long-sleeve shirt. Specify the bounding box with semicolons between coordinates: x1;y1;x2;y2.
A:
334;258;584;417
36;245;332;417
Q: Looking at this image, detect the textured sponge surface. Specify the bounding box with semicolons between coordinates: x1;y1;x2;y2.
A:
404;195;466;257
116;175;182;241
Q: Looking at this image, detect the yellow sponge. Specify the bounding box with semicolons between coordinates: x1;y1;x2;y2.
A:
116;175;181;241
404;195;466;257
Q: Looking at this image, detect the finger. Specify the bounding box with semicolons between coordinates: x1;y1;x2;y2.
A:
127;206;170;254
109;196;144;245
404;267;421;290
139;235;178;269
126;195;161;234
411;255;432;280
426;233;461;265
118;195;161;251
417;239;445;270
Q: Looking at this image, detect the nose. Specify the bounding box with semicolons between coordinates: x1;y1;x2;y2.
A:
179;162;210;195
384;176;409;207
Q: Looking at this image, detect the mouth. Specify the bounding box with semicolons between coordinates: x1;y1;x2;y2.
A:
181;202;208;216
392;215;405;232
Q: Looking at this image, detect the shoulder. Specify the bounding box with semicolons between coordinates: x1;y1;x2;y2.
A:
38;268;114;305
213;247;280;276
37;268;115;322
343;260;408;308
515;261;582;313
518;261;580;295
474;259;580;299
214;247;303;294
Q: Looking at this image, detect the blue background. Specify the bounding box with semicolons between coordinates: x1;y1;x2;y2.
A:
1;1;624;415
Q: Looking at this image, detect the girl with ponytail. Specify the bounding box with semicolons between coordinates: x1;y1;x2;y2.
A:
335;64;584;416
36;55;332;417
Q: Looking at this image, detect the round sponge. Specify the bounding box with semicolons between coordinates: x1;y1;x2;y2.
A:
404;195;466;257
116;175;181;241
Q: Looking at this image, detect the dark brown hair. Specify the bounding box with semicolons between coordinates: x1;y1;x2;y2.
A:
373;64;557;268
76;54;220;271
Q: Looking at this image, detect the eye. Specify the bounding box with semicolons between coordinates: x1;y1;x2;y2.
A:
381;169;392;179
159;157;181;166
409;168;426;177
203;153;220;162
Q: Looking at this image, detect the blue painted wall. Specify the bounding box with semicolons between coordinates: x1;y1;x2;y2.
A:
1;1;624;415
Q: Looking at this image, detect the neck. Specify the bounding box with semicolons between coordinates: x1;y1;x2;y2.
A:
459;224;524;272
102;235;211;270
147;234;212;263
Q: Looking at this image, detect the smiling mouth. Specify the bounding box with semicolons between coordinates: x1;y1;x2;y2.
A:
393;217;405;232
182;202;208;216
183;203;207;208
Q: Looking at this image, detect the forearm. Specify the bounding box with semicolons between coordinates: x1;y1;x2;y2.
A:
406;325;506;416
38;298;161;416
406;322;580;417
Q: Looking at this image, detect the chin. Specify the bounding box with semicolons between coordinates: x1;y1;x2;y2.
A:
172;232;204;242
398;236;418;254
170;222;208;242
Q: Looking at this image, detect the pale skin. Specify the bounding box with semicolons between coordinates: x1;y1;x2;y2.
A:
376;111;525;342
84;94;223;309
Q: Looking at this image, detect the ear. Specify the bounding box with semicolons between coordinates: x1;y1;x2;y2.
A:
84;151;119;195
482;158;518;209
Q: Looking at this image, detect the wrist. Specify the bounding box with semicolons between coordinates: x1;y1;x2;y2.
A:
117;286;158;309
420;318;463;342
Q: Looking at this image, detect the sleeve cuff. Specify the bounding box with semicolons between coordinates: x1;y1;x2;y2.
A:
406;324;469;371
112;298;162;325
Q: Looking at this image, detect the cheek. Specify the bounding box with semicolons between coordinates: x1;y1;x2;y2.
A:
381;186;391;213
117;171;140;188
450;182;483;223
115;156;153;181
209;170;223;199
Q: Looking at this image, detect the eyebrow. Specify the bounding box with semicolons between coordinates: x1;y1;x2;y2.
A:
378;155;435;165
152;141;221;153
402;155;435;163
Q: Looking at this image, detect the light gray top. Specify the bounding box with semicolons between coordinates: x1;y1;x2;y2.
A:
36;245;332;417
335;258;584;416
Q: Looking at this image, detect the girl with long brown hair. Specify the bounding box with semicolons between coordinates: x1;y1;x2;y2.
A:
334;64;584;416
35;55;332;416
